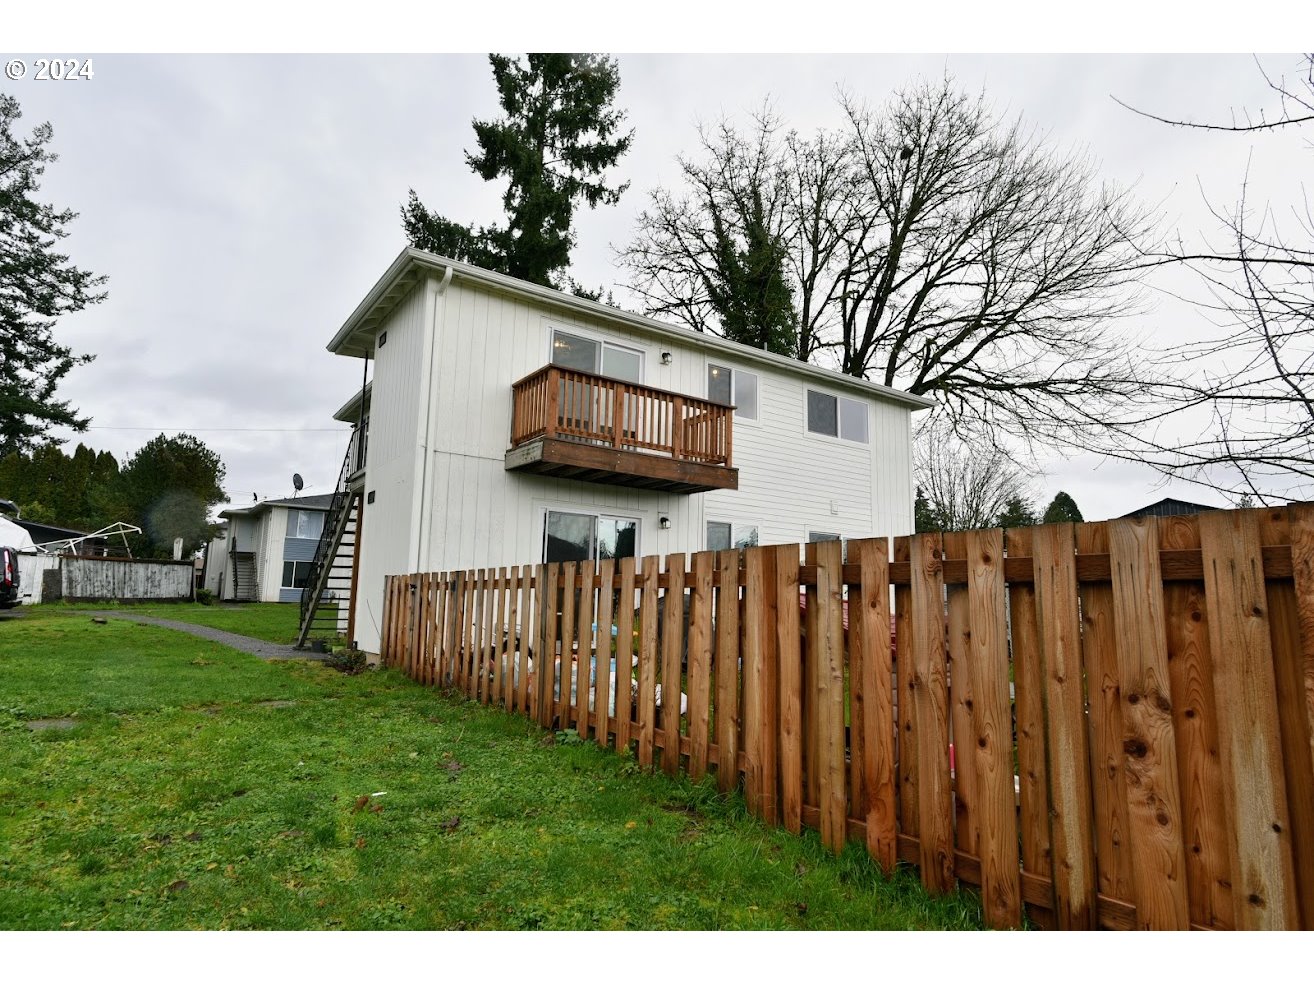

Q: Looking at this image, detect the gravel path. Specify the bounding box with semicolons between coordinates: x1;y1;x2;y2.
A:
78;611;324;661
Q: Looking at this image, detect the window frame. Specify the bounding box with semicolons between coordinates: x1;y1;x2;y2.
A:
541;507;642;564
285;508;325;541
281;559;313;590
805;388;871;445
547;325;646;384
707;363;760;424
706;519;760;552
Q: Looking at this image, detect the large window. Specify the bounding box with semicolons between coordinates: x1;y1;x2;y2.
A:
286;509;325;541
282;560;312;589
706;521;759;551
551;329;644;384
544;510;639;563
806;389;869;443
707;364;759;420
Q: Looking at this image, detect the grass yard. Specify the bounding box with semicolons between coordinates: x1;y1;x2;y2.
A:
0;610;984;930
25;600;313;645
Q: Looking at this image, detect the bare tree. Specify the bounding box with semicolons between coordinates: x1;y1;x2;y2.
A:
621;77;1160;456
914;420;1038;532
1113;55;1314;503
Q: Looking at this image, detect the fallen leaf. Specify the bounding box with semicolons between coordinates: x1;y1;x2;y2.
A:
409;751;419;758
184;832;202;842
369;803;384;813
625;821;637;830
352;795;370;813
439;816;461;833
354;837;367;849
224;865;236;877
796;902;809;916
166;879;189;893
206;862;218;871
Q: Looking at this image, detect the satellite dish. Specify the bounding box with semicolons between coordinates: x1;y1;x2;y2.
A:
292;473;304;496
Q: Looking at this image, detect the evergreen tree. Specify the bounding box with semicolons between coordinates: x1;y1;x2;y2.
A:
995;494;1038;529
0;94;106;457
914;485;941;533
706;187;798;355
403;53;633;291
104;434;226;558
0;442;118;531
1042;491;1084;524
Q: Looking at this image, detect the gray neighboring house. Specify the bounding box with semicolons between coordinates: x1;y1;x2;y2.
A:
205;494;333;602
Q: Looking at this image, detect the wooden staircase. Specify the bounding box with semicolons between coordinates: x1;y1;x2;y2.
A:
296;443;362;649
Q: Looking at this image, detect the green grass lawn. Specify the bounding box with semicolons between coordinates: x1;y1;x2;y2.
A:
23;600;320;645
0;611;984;930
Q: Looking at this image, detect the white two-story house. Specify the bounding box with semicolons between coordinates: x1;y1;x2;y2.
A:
304;248;932;654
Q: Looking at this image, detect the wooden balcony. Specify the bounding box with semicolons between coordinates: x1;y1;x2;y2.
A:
506;364;738;494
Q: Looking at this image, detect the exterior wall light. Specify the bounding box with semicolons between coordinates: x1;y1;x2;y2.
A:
659;515;671;529
660;351;673;365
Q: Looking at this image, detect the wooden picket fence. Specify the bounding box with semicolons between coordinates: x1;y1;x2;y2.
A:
378;505;1314;931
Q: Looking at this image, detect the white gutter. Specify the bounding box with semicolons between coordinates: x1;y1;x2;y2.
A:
408;264;453;574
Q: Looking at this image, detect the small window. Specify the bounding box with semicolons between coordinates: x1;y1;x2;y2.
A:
807;389;869;444
552;329;643;384
807;390;837;436
282;560;312;589
708;364;758;420
840;398;868;443
286;509;325;541
707;521;758;551
808;531;841;543
544;509;639;563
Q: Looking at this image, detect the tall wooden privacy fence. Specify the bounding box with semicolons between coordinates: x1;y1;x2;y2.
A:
379;506;1314;931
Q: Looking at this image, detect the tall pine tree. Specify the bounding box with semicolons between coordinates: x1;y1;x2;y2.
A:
0;94;106;457
403;54;633;292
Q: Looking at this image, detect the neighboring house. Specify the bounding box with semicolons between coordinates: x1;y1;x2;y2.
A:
208;494;334;602
1121;498;1221;519
305;248;933;654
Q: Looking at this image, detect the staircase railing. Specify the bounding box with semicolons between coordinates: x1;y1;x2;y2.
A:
296;438;359;647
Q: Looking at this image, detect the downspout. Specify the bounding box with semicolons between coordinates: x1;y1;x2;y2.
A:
409;264;454;574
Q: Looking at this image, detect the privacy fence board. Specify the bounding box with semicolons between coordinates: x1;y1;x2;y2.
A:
380;505;1314;931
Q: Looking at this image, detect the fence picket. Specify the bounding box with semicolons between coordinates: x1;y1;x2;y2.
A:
815;539;847;854
616;556;637;754
742;546;769;819
966;527;1022;929
595;559;616;749
1109;517;1190;929
637;556;659;769
894;537;917;840
538;564;559;728
1033;523;1098;929
1158;516;1233;928
910;531;954;894
715;550;742;794
774;543;803;835
576;560;596;739
1200;509;1299;929
851;537;895;873
943;531;977;858
1073;522;1135;914
687;551;714;779
1005;527;1053;928
660;554;686;776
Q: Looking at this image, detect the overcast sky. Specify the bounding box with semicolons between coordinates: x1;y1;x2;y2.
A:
5;45;1309;522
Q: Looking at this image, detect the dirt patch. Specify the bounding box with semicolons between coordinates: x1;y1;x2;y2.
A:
27;718;77;732
256;700;297;709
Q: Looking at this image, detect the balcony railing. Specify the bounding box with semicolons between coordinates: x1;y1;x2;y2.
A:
510;364;733;468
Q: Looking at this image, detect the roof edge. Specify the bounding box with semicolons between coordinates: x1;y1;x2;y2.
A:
327;248;936;411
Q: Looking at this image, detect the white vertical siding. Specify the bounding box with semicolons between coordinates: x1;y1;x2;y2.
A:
351;280;431;651
346;275;920;654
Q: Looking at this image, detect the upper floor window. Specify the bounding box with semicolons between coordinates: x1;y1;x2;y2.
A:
708;364;758;419
286;509;325;541
806;389;869;443
551;329;643;384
